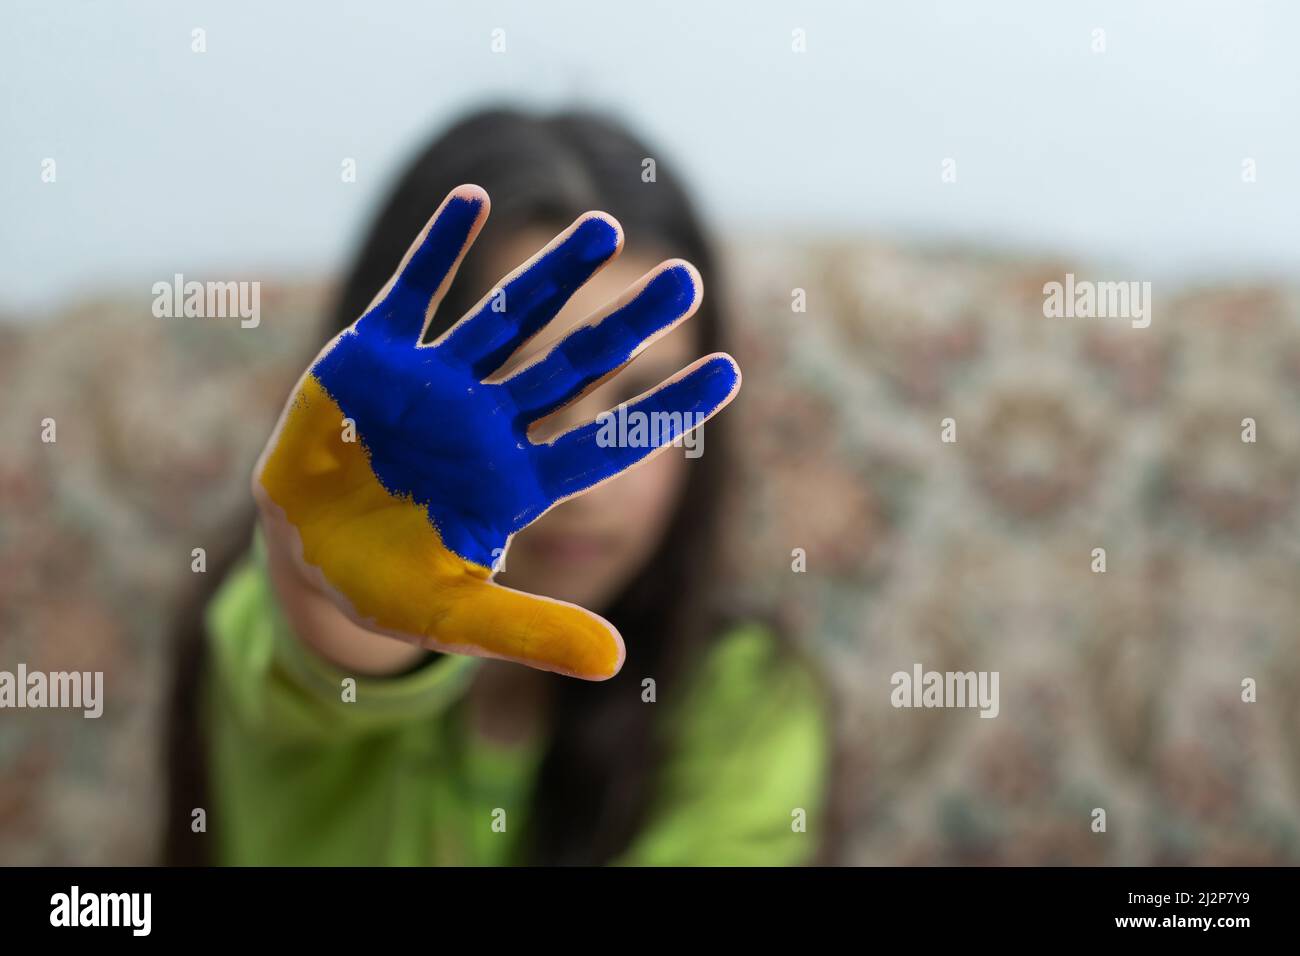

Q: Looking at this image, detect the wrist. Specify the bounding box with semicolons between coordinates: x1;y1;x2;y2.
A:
253;505;432;678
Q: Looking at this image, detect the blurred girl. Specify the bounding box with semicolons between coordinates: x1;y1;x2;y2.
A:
166;107;830;866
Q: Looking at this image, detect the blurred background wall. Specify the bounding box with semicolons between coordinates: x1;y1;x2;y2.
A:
4;0;1299;314
2;0;1299;863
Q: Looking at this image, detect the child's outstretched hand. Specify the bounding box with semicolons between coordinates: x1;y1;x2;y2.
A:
253;185;740;680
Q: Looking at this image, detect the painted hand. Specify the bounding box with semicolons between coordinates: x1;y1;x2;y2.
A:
253;185;741;680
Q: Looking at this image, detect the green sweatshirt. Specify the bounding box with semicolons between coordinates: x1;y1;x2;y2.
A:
201;534;831;865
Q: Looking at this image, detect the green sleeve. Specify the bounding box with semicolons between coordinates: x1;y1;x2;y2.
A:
203;528;482;748
202;531;830;866
614;625;832;866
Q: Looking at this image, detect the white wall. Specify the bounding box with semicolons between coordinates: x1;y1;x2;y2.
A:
2;0;1296;315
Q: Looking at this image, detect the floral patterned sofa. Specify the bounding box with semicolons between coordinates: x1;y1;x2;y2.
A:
2;238;1297;864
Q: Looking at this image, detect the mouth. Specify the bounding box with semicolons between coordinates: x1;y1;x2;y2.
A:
520;529;617;566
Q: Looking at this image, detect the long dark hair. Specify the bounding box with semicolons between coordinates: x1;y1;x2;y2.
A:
166;107;746;865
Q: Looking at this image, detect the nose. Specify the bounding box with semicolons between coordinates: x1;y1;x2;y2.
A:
529;389;606;444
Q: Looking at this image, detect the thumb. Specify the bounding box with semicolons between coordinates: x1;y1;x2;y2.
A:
434;579;626;680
